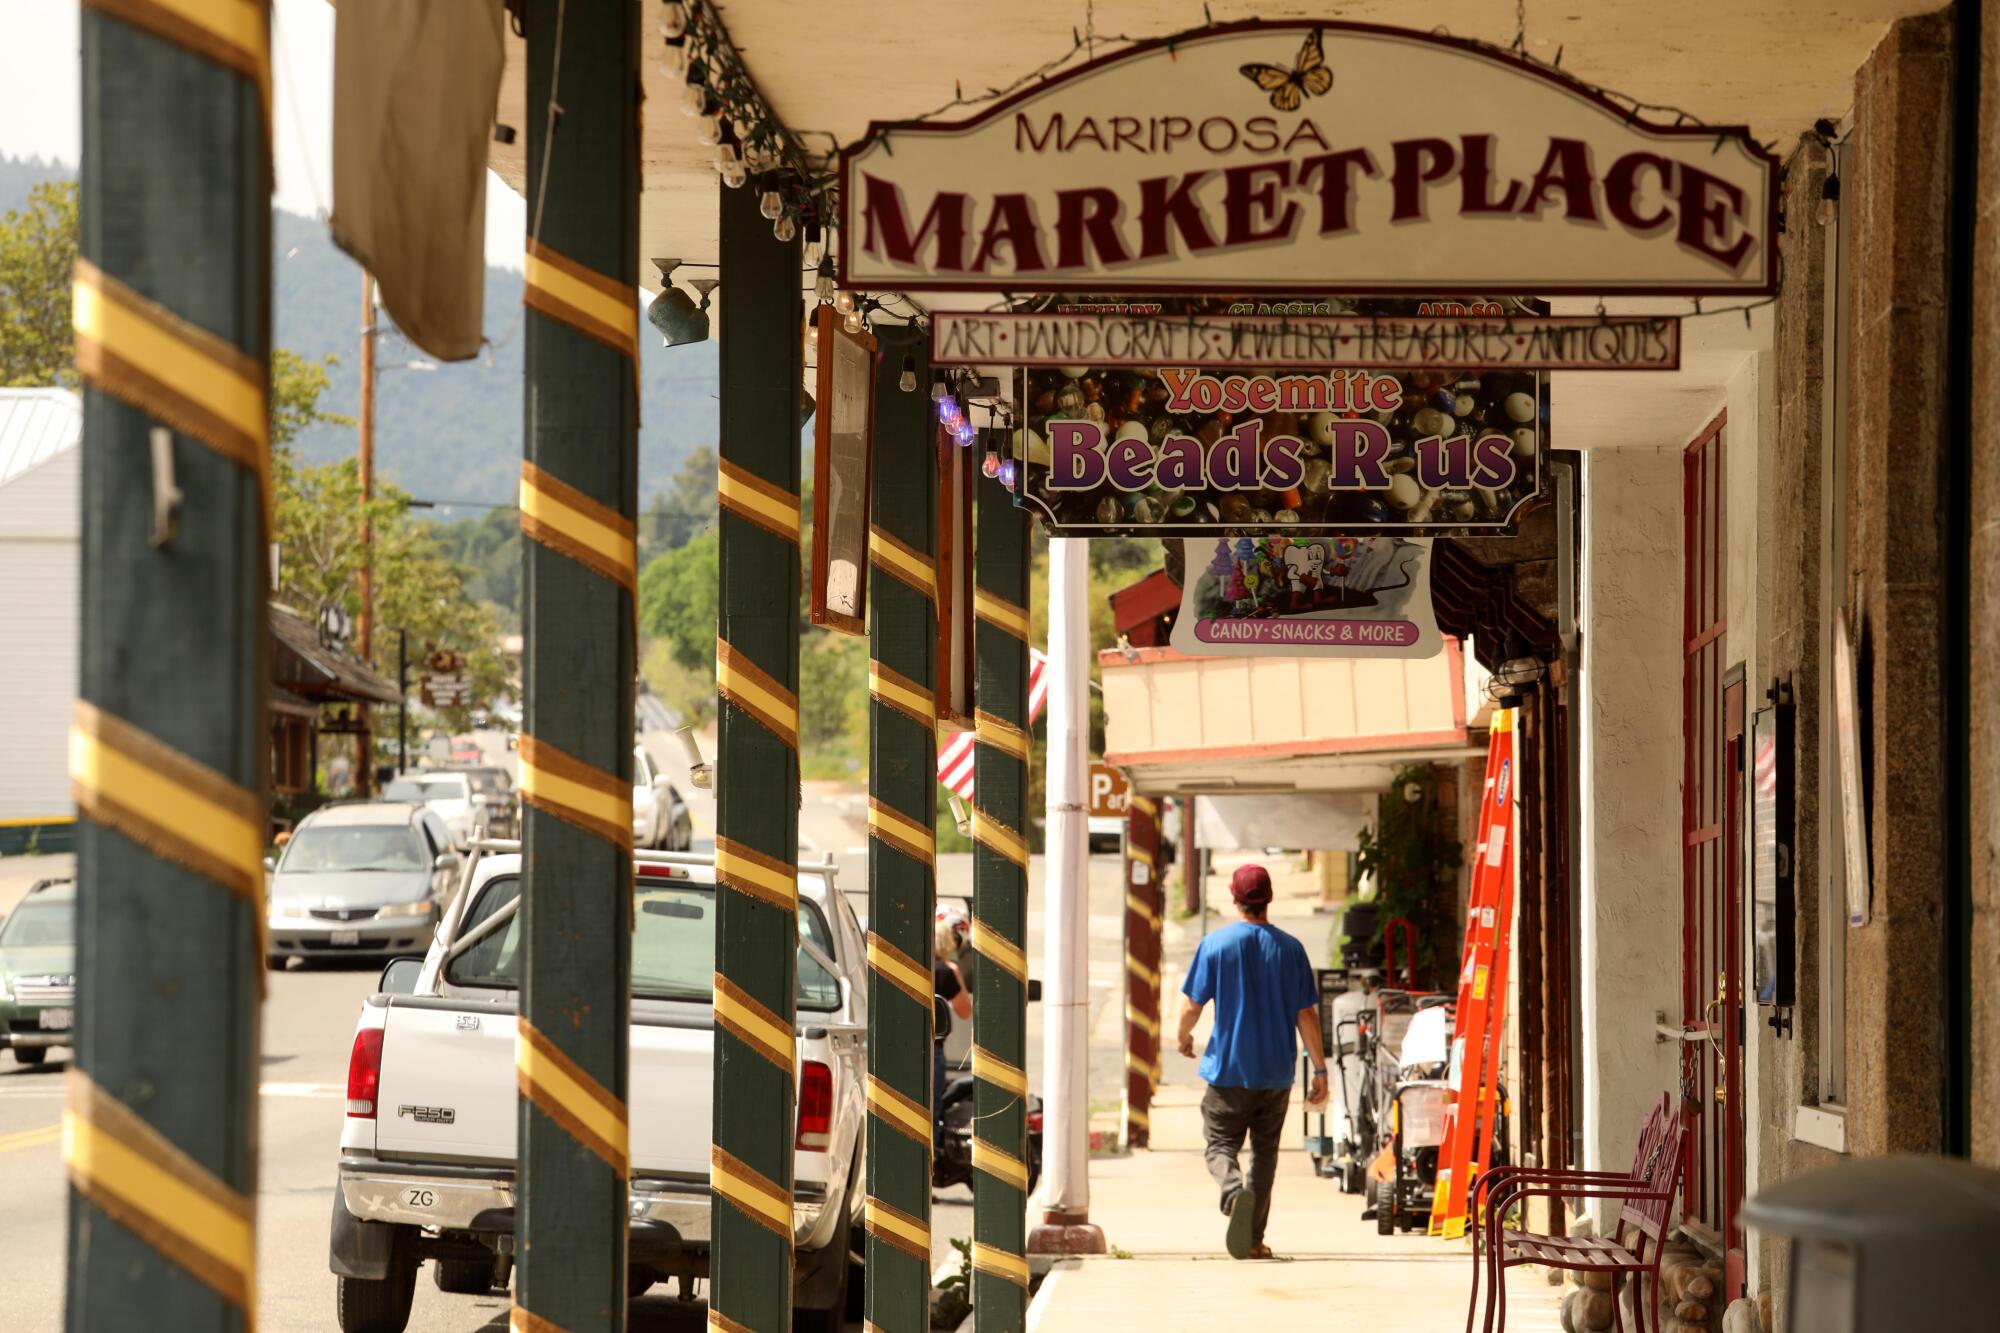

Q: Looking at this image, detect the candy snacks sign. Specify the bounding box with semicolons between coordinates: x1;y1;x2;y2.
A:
1172;535;1440;658
1013;353;1543;535
839;22;1779;296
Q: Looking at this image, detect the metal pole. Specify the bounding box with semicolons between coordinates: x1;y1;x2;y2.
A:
862;326;937;1331
397;627;407;775
971;458;1033;1328
513;1;639;1327
1181;795;1201;917
357;272;375;796
709;177;804;1330
1122;796;1162;1149
1033;537;1100;1249
66;3;269;1328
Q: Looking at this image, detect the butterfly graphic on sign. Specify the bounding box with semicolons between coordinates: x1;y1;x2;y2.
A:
1238;28;1333;111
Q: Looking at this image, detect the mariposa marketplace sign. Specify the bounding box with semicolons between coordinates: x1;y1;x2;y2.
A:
839;22;1778;296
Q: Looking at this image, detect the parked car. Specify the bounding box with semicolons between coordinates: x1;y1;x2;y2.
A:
457;766;518;839
266;802;460;967
381;771;478;849
329;848;863;1332
632;743;693;851
0;878;75;1067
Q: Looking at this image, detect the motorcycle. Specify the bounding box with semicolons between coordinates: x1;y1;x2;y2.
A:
933;1070;1043;1193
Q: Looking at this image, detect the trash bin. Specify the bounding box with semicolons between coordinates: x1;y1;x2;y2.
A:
1740;1153;2000;1332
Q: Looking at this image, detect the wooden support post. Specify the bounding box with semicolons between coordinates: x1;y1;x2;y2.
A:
515;1;640;1327
1181;796;1202;918
709;178;804;1330
66;4;271;1327
862;326;938;1330
971;464;1032;1329
1123;796;1163;1149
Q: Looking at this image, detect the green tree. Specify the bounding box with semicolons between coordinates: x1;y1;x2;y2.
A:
639;531;719;674
0;181;78;387
640;444;717;561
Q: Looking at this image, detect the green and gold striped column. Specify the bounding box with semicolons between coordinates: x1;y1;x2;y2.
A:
971;455;1033;1329
709;176;805;1332
862;327;938;1331
1123;796;1163;1149
515;1;640;1328
66;2;271;1327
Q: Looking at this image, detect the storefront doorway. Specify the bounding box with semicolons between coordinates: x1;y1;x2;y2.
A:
1681;413;1747;1296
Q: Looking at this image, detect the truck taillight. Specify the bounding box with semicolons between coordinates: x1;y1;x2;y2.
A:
796;1060;832;1151
347;1027;384;1118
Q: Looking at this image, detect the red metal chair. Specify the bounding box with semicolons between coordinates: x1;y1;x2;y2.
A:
1464;1093;1683;1333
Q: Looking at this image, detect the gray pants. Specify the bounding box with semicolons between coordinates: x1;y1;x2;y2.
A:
1201;1084;1292;1246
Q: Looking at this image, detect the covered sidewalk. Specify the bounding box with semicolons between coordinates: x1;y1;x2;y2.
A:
1033;859;1563;1333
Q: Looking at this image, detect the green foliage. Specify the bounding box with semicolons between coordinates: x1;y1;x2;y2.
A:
274;450;509;733
641;639;714;728
0;180;77;387
1353;765;1465;987
798;632;866;751
425;506;523;622
638;532;719;674
641;445;717;561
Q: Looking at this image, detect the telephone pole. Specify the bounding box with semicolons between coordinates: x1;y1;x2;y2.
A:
357;271;376;795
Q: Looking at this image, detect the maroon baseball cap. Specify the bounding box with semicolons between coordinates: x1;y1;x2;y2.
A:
1230;864;1273;906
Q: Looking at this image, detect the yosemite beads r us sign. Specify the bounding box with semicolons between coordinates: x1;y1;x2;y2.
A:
837;22;1780;296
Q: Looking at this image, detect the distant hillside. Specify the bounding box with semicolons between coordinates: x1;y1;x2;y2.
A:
2;156;719;510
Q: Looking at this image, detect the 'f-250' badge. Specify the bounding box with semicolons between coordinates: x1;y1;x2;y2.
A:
397;1105;456;1125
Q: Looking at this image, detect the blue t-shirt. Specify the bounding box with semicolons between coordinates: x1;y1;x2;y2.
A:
1181;921;1318;1090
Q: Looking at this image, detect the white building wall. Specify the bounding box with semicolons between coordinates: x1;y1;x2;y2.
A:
1577;444;1685;1193
0;446;80;823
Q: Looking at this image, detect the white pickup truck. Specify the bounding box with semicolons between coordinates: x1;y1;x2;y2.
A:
328;847;867;1333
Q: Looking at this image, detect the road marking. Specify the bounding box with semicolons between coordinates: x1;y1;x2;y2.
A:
0;1123;60;1153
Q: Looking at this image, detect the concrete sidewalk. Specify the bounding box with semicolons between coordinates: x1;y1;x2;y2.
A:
1033;852;1562;1332
1030;1084;1563;1333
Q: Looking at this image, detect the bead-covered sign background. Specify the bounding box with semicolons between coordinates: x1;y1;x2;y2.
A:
1008;297;1545;535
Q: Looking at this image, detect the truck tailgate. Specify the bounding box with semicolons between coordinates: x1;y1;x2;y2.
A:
371;997;717;1177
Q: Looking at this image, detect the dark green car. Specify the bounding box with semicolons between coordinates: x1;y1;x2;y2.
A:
0;878;75;1067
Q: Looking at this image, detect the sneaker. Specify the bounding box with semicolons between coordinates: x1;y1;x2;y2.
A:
1225;1185;1258;1259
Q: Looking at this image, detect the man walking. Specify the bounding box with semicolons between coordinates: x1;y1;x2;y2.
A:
1176;863;1327;1259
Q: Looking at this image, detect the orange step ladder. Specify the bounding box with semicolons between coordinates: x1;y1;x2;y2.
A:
1429;709;1517;1239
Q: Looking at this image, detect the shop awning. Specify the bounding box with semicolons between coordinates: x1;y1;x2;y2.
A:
269;603;401;706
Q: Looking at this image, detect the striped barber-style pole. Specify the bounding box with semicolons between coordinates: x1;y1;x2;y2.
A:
513;1;641;1328
66;0;272;1325
1123;796;1164;1149
862;326;939;1332
971;459;1034;1330
708;179;805;1333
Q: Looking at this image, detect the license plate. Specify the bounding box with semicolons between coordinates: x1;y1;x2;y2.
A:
330;929;361;946
38;1009;72;1031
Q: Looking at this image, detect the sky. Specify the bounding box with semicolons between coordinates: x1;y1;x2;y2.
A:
0;0;528;269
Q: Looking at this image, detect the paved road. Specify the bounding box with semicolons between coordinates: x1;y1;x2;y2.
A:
0;802;1138;1329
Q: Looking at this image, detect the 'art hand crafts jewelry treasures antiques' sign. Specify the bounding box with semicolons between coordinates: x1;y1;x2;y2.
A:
1171;535;1440;658
839;22;1779;296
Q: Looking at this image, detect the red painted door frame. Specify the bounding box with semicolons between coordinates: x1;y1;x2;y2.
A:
1681;411;1746;1296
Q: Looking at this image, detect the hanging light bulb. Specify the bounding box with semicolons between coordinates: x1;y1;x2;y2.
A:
681;83;708;117
833;289;856;315
981;446;1001;478
759;187;783;222
843;307;864;335
661;44;686;76
803;219;824;267
899;354;917;393
694;114;721;147
814;258;837;304
661;0;688;38
998;458;1017;488
931;379;949;403
772;214;797;244
713;135;739;172
953;420;976;446
721;160;748;190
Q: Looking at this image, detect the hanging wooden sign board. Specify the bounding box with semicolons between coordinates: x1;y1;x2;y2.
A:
839;22;1779;297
